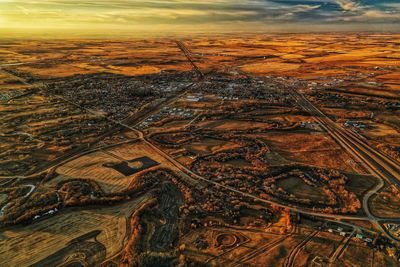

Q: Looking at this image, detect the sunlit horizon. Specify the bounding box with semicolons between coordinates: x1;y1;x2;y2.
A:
1;0;399;38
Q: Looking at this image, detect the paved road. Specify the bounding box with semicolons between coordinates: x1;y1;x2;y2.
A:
2;62;399;245
227;226;296;267
329;230;355;264
292;91;400;187
135;128;372;222
289;88;400;242
0;62;34;67
0;67;192;179
284;230;319;267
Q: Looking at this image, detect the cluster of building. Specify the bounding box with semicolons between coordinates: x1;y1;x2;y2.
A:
300;121;322;131
0;89;33;101
217;96;239;101
324;224;373;243
324;223;400;260
343;120;369;129
327;226;351;236
192;77;292;105
186;94;203;102
33;208;58;221
138;106;195;129
385;223;400;238
51;79;154;120
46;74;192;121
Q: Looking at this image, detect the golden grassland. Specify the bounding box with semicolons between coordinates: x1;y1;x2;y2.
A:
276;176;329;202
185;138;242;156
241;62;300;74
0;34;399;266
370;187;400;218
0;39;191;78
0;194;150;267
255;132;359;172
339;241;394;267
180;212;294;266
0;34;397;86
52;141;171;193
196;119;276;132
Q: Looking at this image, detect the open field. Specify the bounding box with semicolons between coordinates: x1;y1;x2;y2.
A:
0;34;399;265
256;132;360;172
52;141;172;192
277;177;328;203
0;194;150;266
0;40;191;79
0;90;111;176
292;231;340;266
197;119;276;132
185;137;242;156
371;187;400;218
338;241;397;267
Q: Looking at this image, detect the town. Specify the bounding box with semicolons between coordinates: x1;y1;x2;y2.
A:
0;34;399;266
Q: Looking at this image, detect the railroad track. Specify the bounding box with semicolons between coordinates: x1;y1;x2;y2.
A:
227;227;296;267
0;68;193;179
329;230;355;264
176;41;204;78
284;230;319;267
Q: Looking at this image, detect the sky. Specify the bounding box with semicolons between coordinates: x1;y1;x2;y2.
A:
0;0;399;37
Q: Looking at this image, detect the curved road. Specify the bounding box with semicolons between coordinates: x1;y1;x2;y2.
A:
290;89;400;242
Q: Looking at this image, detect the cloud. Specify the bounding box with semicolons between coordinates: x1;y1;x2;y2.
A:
335;0;359;12
0;0;399;34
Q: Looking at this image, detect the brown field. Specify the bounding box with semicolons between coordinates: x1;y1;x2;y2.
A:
241;62;300;74
0;193;6;203
52;141;171;192
342;87;399;98
106;65;161;76
1;34;399;266
256;132;358;172
338;240;398;267
363;122;399;140
276;177;328;203
0;34;399;84
17;64;98;78
1;39;191;80
295;231;342;261
185;138;241;156
0;194;150;266
322;108;372;121
248;235;300;266
371;187;400;218
146;119;191;134
187;228;292;266
0;72;26;87
336;242;373;266
196;119;275;132
345;174;378;201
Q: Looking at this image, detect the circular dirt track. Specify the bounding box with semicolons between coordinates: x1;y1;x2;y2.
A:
215;233;237;248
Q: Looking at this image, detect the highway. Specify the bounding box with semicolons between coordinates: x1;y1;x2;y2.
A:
292;91;400;188
176;41;204;78
135;128;373;222
289;88;400;242
2;54;400;248
6;77;395;243
0;67;193;179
